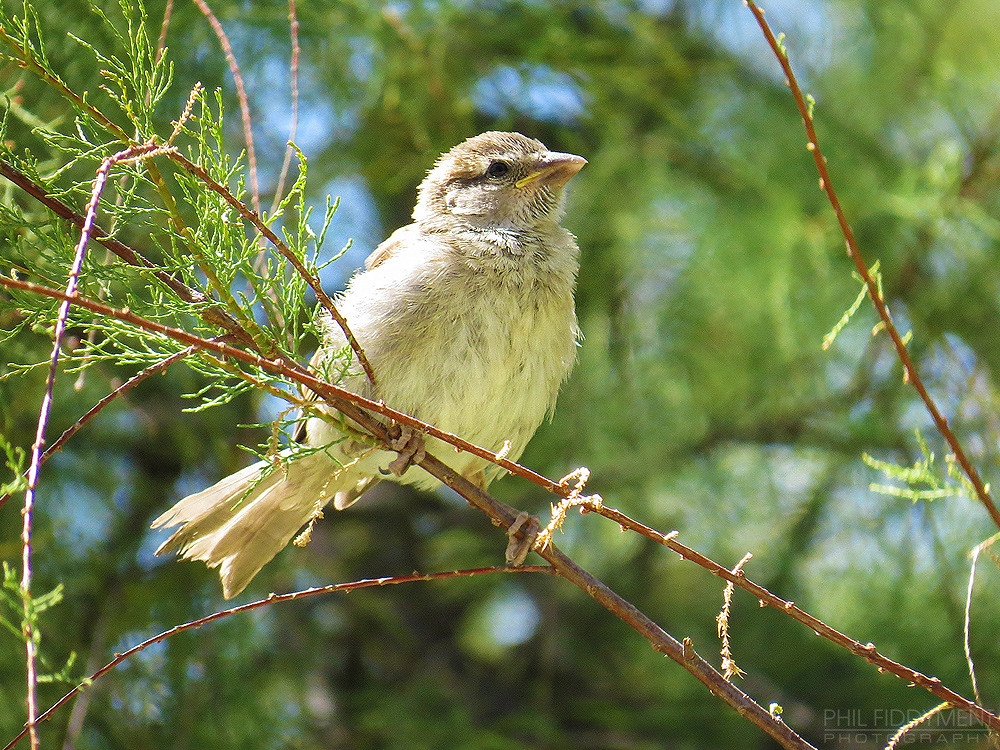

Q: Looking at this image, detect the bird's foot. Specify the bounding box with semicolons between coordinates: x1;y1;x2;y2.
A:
383;424;427;477
505;511;540;566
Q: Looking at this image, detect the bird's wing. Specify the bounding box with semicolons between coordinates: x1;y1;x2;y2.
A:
364;225;414;269
295;225;418;441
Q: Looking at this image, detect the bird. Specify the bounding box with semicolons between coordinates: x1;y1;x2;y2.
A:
151;131;586;599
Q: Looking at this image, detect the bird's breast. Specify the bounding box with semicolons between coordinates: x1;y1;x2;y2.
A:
366;254;577;458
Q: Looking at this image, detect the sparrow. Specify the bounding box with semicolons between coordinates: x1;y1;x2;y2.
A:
151;132;586;598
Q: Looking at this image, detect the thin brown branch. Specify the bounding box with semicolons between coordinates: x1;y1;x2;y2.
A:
155;0;174;64
16;143;157;748
169;148;374;389
70;165;132;394
583;502;1000;731
192;0;260;216
533;478;997;724
0;21;198;254
3;566;550;750
148;0;174;119
743;0;1000;531
258;0;302;339
0;159;249;342
453;485;817;750
964;533;998;707
965;545;983;706
2;278;817;750
0;346;199;512
268;0;300;217
885;703;949;750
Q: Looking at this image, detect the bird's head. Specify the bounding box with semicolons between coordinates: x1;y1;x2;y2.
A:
413;132;586;233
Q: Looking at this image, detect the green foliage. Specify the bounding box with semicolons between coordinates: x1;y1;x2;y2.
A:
69;0;172;135
822;260;881;350
864;430;980;502
0;433;26;496
1;561;78;685
0;0;344;431
0;561;26;640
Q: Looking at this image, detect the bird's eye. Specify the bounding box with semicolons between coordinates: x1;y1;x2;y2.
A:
485;160;510;179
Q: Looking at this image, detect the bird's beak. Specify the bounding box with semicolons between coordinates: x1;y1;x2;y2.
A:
515;151;587;189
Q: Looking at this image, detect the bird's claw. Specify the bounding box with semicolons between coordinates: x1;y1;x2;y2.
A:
383;425;426;477
505;511;539;566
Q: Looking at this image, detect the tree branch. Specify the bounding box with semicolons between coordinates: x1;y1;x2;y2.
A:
16;142;168;749
586;501;1000;731
3;567;551;750
192;0;260;216
0;158;250;344
743;0;1000;531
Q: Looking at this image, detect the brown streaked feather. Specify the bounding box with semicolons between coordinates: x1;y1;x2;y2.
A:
365;226;410;269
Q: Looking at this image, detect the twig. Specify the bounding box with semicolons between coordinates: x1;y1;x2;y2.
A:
585;503;1000;731
717;552;752;681
884;703;949;750
192;0;260;216
2;278;817;750
458;489;817;749
742;0;1000;531
531;483;1000;728
155;0;173;63
0;346;199;512
535;468;605;550
17;142;166;749
185;0;283;341
965;545;983;706
3;566;551;750
268;0;300;217
964;533;999;707
257;0;302;340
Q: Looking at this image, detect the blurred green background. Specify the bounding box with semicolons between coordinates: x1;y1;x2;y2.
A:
3;0;1000;747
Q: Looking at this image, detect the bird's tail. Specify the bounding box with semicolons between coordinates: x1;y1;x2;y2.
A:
152;450;368;599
